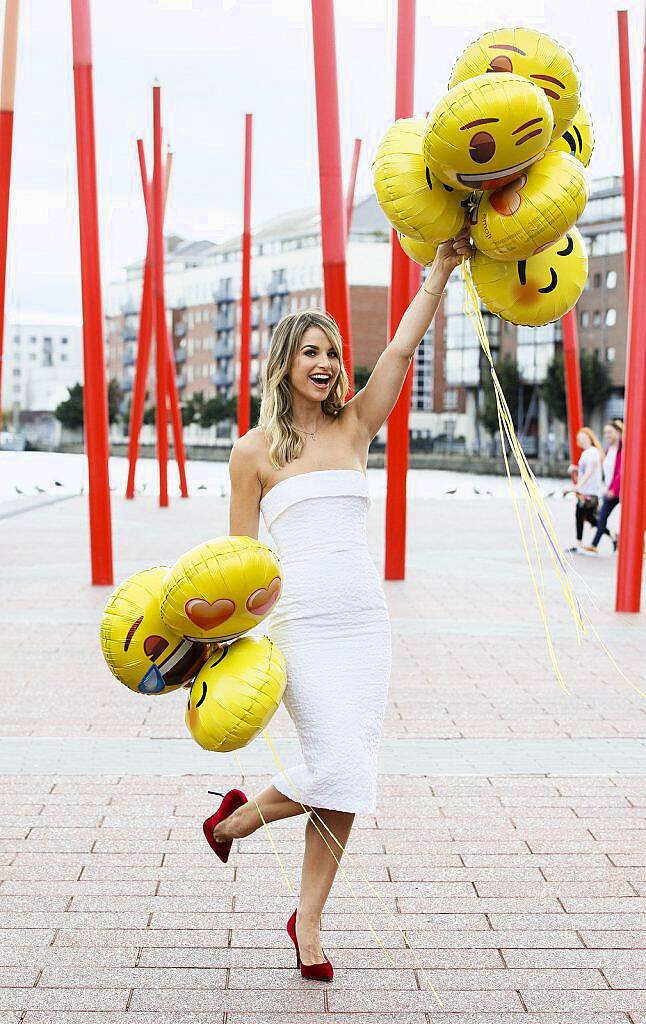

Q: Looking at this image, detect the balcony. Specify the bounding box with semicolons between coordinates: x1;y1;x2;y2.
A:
214;313;234;332
214;371;234;387
215;339;234;358
123;347;136;367
175;373;187;389
121;378;133;392
174;321;186;338
174;346;187;364
121;299;139;316
214;281;235;303
251;311;260;328
122;328;137;343
251;343;260;358
266;303;286;327
267;278;289;297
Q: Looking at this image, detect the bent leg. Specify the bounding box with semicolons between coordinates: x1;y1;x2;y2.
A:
212;784;307;842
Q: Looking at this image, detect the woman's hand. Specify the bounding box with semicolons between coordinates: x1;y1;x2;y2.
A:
432;227;473;279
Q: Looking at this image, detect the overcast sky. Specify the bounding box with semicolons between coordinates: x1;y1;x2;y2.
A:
4;0;645;318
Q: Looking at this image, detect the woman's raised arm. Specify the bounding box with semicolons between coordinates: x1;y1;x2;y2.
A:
345;229;472;441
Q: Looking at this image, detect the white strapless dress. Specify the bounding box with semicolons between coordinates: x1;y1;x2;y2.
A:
257;469;392;814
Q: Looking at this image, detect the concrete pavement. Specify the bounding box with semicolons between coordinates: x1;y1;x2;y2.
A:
0;479;645;1022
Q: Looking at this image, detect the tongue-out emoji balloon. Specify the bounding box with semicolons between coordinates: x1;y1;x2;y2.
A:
469;149;588;261
423;73;553;192
100;566;211;695
471;226;588;327
160;536;283;644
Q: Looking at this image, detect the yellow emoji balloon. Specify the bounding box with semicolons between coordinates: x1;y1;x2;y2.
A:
424;73;553;191
100;566;211;695
161;536;282;644
185;635;287;752
551;101;595;167
398;233;438;266
472;226;588;327
372;118;467;242
450;27;580;139
469;149;588;261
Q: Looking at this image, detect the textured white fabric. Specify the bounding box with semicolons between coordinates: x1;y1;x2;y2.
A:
258;469;392;814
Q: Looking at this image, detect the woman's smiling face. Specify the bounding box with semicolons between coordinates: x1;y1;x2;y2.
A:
289;325;340;402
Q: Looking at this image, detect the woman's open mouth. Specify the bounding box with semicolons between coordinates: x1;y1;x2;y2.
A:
309;374;331;390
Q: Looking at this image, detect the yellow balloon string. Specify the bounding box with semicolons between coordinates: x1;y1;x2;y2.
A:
231;747;295;895
460;257;646;699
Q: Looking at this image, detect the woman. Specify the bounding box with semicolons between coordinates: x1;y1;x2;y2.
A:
566;427;605;554
582;419;623;554
202;227;471;981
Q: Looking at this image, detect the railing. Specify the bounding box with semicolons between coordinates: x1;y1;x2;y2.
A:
122;348;136;367
267;278;289;296
174;347;187;364
214;313;234;331
122;328;137;342
174;321;187;338
215;340;233;358
214;282;235;302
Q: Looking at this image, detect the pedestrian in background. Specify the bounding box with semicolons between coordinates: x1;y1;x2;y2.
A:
583;419;623;554
566;427;605;554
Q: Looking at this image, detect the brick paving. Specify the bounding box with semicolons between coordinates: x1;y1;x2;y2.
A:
0;481;645;1022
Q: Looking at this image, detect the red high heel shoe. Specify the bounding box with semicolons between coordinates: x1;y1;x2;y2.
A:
202;788;247;863
286;908;334;981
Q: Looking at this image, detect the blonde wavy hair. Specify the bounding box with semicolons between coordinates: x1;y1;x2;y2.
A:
578;426;605;462
258;309;350;470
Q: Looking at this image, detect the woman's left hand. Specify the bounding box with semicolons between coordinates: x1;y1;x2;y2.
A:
433;227;473;277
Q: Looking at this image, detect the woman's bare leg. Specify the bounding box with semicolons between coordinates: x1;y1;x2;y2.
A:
296;807;355;964
211;784;306;842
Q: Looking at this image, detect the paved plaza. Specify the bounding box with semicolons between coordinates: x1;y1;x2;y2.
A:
1;466;645;1023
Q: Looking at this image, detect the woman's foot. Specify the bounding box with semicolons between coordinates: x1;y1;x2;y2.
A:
295;909;326;966
611;531;619;552
211;803;248;842
581;545;598;555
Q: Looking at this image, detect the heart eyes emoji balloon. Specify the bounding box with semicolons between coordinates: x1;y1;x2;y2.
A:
161;536;283;643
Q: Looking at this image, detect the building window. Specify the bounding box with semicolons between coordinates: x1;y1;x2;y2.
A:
605;308;617;327
12;367;20;377
606;346;616;363
593;272;601;288
593;310;601;327
13;335;20;346
580;310;590;328
61;352;68;361
444;389;458;410
606;270;617;289
29;335;36;344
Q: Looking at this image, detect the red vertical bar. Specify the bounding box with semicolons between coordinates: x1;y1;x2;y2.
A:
310;0;353;390
152;85;168;507
616;16;646;614
70;0;113;585
345;137;361;242
0;0;19;425
617;10;635;279
561;307;584;464
238;113;252;438
385;0;416;581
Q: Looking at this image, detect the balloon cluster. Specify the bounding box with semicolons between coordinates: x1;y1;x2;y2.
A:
373;27;594;327
100;536;287;752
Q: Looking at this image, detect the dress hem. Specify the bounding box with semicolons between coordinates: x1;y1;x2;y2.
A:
271;774;375;815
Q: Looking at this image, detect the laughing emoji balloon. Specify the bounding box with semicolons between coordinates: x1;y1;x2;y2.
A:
449;27;580;139
424;73;553;191
551;101;595;167
186;635;286;752
472;226;588;327
100;566;211;695
469;149;588;261
372;118;468;242
160;536;283;644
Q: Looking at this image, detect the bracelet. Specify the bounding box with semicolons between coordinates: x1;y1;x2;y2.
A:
423;284;444;297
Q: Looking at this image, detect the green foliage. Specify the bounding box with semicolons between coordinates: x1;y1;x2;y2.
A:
543;350;613;423
479;354;520;438
353;364;371;392
55;382;84;430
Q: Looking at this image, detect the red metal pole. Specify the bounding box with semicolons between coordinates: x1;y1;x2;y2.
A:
345;137;361;242
561;307;584;465
126;144;180;498
152;85;169;508
237;112;252;439
0;0;18;427
70;0;113;585
384;0;416;581
617;10;635;280
310;0;354;391
616;16;646;614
